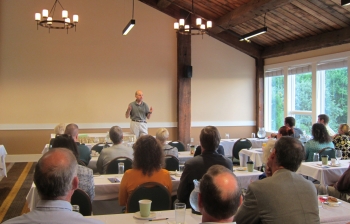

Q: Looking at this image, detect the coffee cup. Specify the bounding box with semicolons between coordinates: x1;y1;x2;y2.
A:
247;161;254;172
321;155;328;165
139;199;152;217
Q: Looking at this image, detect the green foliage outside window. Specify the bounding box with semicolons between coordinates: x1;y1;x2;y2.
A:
325;68;348;132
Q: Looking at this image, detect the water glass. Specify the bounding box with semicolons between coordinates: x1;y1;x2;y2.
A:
175;203;186;224
225;133;230;139
317;184;328;208
118;162;124;174
313;153;319;162
251;133;256;138
335;149;342;163
179;163;185;172
72;205;80;212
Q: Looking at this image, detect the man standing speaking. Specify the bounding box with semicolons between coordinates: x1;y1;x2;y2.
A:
125;90;153;138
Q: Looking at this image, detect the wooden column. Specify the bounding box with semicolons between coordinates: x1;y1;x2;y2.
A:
177;33;191;145
256;57;264;131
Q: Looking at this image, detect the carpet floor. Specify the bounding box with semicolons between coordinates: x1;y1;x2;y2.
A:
0;162;36;223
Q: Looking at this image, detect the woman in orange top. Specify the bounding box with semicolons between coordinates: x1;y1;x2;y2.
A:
119;135;172;211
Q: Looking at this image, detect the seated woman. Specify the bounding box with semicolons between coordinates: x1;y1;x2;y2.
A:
52;134;95;201
333;123;350;160
49;123;66;147
119;135;172;212
156;128;178;158
262;126;294;178
305;123;334;162
327;166;350;202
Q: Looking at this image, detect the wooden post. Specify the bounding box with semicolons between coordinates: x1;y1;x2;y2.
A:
177;33;191;145
256;57;264;131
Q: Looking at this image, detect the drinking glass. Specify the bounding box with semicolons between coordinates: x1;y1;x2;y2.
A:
313;153;319;162
225;133;230;139
317;184;328;208
175;203;186;224
335;149;342;164
118;162;124;174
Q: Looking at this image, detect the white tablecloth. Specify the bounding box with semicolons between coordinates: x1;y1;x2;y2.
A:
88;151;194;173
220;138;268;157
87;209;201;223
0;145;8;177
296;160;350;186
85;200;350;224
239;148;263;168
26;170;262;211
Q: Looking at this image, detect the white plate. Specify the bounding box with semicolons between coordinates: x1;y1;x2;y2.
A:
236;167;247;171
327;201;341;207
329;163;341;167
133;212;156;220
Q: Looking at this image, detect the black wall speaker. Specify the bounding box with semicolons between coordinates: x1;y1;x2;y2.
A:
184;65;192;78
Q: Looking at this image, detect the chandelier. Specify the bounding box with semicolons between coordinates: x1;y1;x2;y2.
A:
173;0;212;35
35;0;78;33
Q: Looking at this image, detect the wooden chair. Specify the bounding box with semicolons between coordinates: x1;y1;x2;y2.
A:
71;189;92;216
105;157;133;174
126;182;171;213
232;138;252;165
164;155;179;171
168;141;185;152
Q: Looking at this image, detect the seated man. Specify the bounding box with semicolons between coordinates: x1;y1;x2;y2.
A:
65;123;91;166
318;114;336;137
3;148;103;224
97;126;133;174
199;165;242;223
271;116;303;139
234;137;320;224
177;126;233;208
327;165;350;202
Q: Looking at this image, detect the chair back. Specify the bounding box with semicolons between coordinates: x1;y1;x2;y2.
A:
91;143;106;153
127;182;171;213
194;145;225;157
105;157;133;174
232;138;252;161
71;189;92;216
318;147;335;159
164;155;179;171
168;141;185;152
78;159;87;166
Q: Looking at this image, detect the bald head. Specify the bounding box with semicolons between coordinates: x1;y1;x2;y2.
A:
135;90;144;103
199;165;241;221
64;123;79;140
34;148;78;200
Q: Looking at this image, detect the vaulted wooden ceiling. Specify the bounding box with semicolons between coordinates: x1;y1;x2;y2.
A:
139;0;350;59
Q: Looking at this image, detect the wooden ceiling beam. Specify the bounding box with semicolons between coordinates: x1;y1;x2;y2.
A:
262;26;350;58
157;0;175;9
210;0;293;34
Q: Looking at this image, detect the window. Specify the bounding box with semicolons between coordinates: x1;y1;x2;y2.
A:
264;69;284;132
289;65;312;134
318;60;348;131
264;53;349;135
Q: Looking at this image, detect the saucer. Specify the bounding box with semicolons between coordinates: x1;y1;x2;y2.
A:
133;211;156;220
169;171;176;175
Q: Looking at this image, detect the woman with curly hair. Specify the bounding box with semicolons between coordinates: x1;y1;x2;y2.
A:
305;123;334;162
119;135;172;211
333;123;350;159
